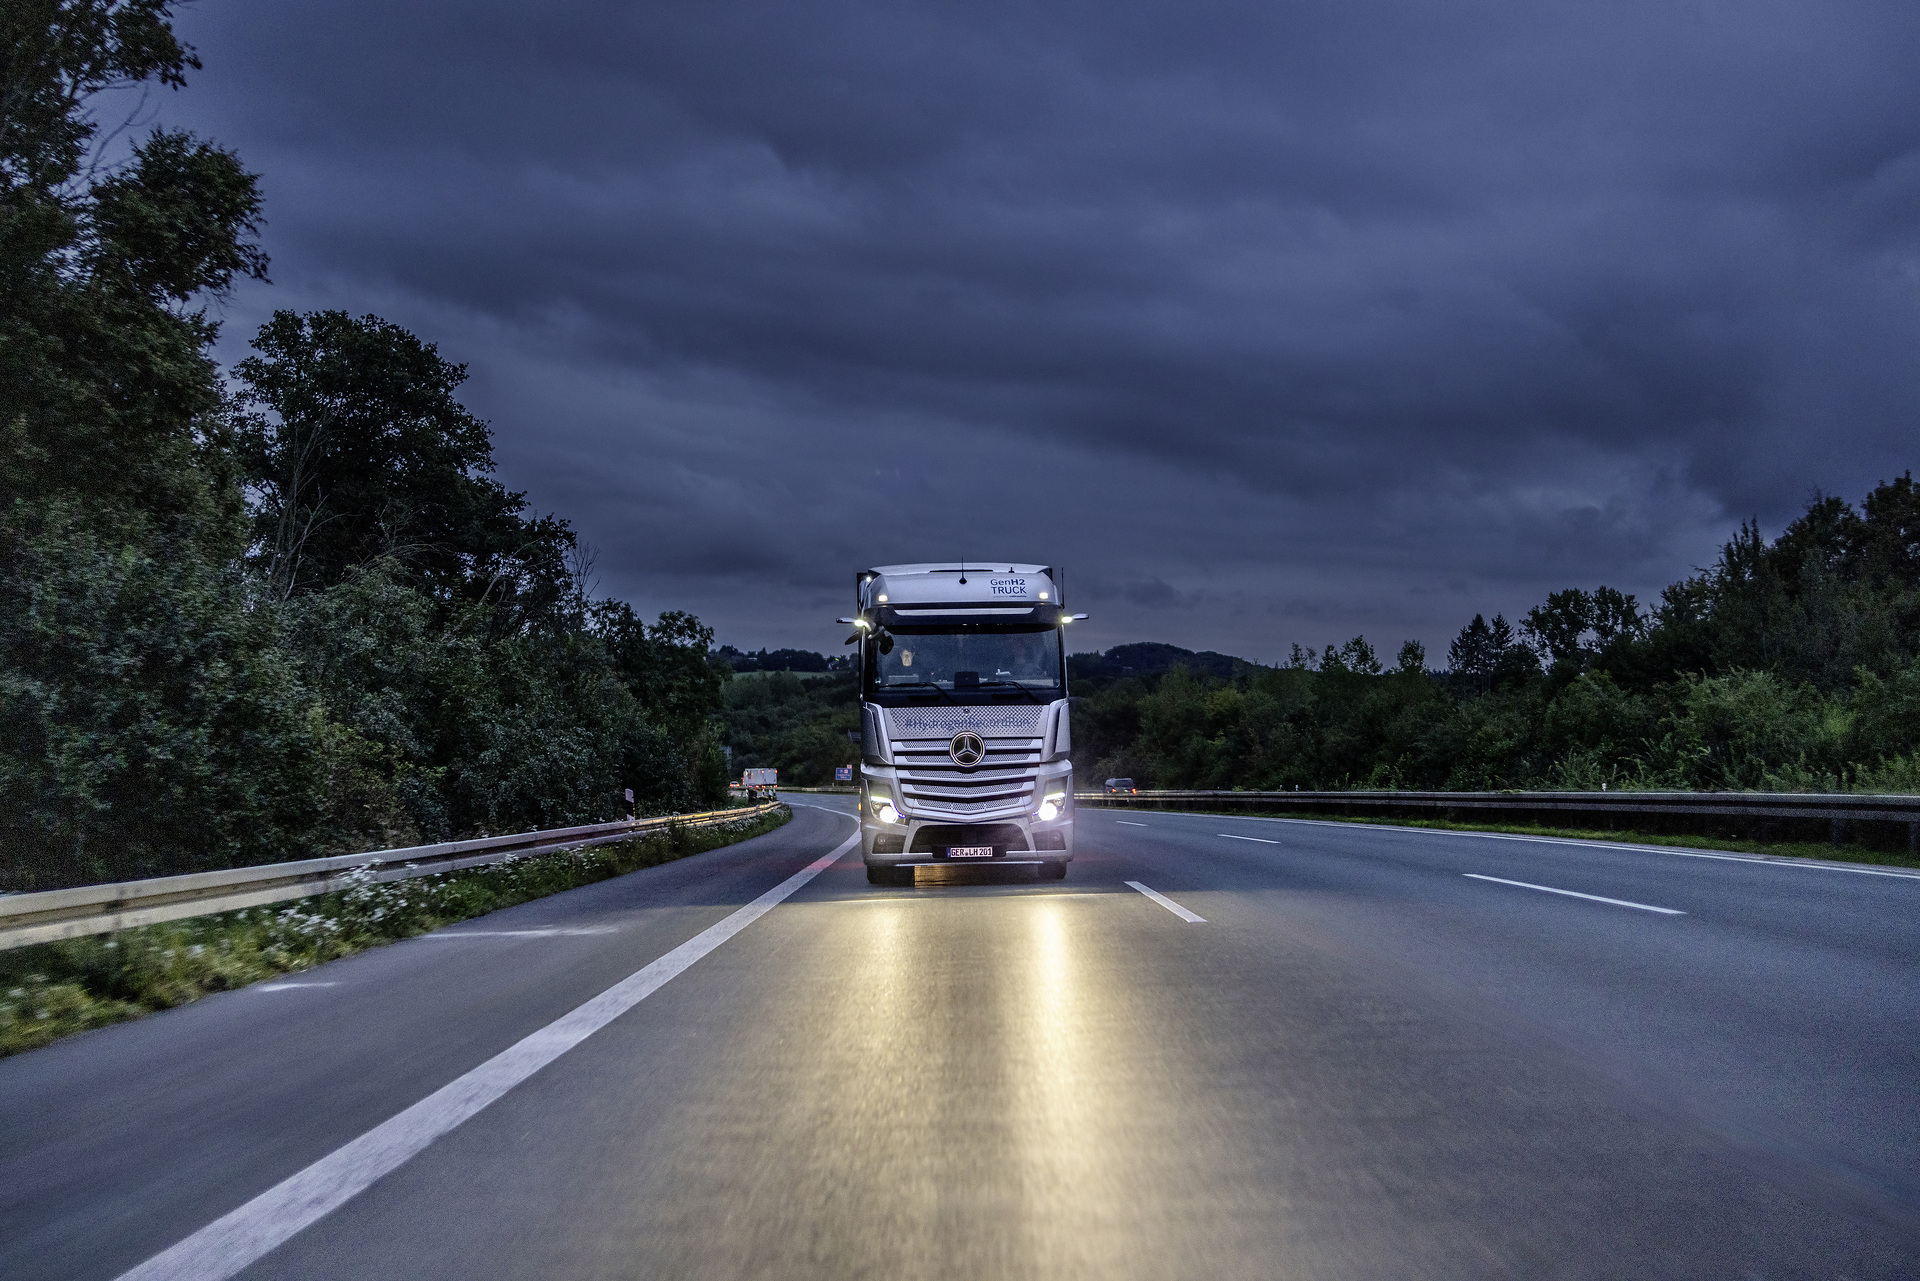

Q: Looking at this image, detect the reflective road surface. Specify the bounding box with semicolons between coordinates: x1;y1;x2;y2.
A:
3;798;1919;1279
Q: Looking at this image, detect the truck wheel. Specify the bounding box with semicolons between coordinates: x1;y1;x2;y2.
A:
1039;861;1067;881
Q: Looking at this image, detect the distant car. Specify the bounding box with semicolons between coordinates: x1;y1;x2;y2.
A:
1104;778;1137;794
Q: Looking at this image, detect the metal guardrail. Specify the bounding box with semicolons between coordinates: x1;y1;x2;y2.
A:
1075;789;1920;849
0;803;781;952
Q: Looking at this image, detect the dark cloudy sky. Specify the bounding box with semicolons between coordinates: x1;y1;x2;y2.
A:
154;0;1920;662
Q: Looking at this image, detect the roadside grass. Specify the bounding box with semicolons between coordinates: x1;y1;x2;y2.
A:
0;805;790;1059
1091;806;1920;872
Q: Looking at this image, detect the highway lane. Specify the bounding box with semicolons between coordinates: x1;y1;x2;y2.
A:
0;797;1915;1278
0;804;860;1281
1093;805;1920;1216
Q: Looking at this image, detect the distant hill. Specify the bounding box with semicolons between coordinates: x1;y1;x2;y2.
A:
1068;642;1247;682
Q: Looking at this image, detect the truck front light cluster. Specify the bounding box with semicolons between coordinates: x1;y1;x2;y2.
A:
866;786;901;825
1036;790;1066;822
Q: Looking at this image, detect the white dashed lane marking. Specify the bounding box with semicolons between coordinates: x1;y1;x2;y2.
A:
1463;873;1685;916
1125;881;1206;923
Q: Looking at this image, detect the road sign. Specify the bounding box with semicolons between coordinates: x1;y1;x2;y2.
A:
835;766;853;781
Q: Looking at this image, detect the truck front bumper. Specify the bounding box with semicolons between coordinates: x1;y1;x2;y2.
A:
860;811;1073;868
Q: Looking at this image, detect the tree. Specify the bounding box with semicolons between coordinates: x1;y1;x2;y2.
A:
1448;615;1497;677
1852;472;1920;587
1319;635;1382;675
1446;612;1536;691
231;310;573;622
1523;590;1593;665
2;1;308;889
1588;587;1643;645
1663;476;1920;690
594;604;731;810
2;0;266;532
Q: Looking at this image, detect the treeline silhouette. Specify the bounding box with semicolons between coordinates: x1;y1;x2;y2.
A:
2;8;727;889
714;646;852;673
1076;478;1920;793
710;478;1920;796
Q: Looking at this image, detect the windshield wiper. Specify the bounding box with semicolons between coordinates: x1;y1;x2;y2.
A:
966;680;1047;704
894;681;962;707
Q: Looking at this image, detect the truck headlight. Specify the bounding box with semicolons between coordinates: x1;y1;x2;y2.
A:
1037;790;1066;822
866;786;901;825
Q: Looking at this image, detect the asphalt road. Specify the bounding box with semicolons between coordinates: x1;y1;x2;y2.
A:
3;798;1918;1279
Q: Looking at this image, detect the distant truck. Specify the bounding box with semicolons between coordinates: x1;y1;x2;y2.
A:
741;768;778;798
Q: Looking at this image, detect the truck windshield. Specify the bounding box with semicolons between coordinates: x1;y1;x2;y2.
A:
867;625;1062;702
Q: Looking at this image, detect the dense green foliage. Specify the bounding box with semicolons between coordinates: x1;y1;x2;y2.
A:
1075;478;1920;794
721;670;860;785
0;805;787;1057
714;645;850;673
1;5;730;890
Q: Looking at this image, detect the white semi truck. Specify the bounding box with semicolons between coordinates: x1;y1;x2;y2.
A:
841;563;1085;885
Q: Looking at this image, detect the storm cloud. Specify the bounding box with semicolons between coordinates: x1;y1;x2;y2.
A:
156;0;1920;659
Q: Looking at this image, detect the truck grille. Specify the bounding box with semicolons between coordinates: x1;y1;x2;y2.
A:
883;707;1045;820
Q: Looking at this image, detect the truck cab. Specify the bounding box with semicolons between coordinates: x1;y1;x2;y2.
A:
843;563;1083;885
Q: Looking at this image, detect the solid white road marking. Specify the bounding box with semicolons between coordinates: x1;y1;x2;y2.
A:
1219;833;1279;844
255;983;337;992
1116;820;1149;827
1125;881;1206;922
116;828;860;1281
1463;873;1685;915
417;926;619;938
1454;831;1920;880
1171;811;1920;881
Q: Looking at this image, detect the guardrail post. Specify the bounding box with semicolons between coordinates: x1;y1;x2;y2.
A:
1831;817;1845;847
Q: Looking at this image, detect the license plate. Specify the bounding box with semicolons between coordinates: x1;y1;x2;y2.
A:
946;845;994;859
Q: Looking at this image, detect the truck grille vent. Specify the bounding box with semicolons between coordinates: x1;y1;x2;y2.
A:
909;824;1031;854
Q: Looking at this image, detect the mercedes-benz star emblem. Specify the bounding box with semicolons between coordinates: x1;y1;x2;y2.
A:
949;731;985;767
